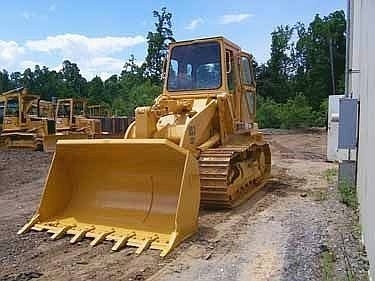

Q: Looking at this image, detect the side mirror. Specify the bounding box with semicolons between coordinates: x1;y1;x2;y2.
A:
225;51;232;74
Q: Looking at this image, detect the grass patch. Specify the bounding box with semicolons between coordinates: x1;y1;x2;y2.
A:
324;168;338;184
338;179;358;210
316;168;338;201
321;250;335;281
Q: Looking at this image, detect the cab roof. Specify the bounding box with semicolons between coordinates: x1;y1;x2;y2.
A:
169;36;241;52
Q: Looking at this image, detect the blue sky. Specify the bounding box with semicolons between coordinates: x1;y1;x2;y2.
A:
0;0;345;80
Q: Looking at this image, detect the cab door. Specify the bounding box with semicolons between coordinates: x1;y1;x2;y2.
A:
56;99;73;130
3;95;20;130
239;53;256;124
0;99;5;130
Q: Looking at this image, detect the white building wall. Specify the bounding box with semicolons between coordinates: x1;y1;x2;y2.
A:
354;0;375;279
350;0;361;99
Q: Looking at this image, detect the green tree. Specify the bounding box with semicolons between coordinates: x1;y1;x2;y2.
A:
256;26;294;103
279;94;314;129
0;70;11;92
31;65;58;100
125;81;161;115
59;60;88;97
103;75;120;105
10;72;22;89
88;76;104;104
143;7;175;84
292;11;346;108
21;68;34;90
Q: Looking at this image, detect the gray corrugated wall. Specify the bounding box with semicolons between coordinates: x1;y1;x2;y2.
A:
354;0;375;279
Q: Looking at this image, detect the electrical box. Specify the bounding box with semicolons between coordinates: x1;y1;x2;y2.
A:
338;98;358;149
327;95;348;161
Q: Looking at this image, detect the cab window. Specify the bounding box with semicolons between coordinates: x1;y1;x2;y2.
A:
240;56;253;85
5;98;19;117
73;101;85;115
0;101;4;124
167;42;222;91
57;102;71;118
226;50;236;91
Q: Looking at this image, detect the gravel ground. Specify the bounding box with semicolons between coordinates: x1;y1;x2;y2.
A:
0;131;370;281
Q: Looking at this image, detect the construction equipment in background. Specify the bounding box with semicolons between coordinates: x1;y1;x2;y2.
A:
87;104;133;138
36;100;55;119
98;116;134;138
0;88;55;150
43;98;102;151
19;37;271;256
87;104;111;118
0;94;5;133
0;95;5;147
87;104;134;138
55;98;101;135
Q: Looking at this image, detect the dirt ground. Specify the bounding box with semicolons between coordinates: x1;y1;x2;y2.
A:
0;130;369;281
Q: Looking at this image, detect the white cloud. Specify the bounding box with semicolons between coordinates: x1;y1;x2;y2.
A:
23;33;146;79
0;34;146;80
26;34;146;55
0;41;25;69
19;60;43;70
82;57;125;80
185;18;204;30
220;13;253;24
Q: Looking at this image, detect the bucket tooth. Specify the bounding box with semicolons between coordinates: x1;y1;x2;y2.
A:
50;225;73;240
70;227;95;244
111;233;136;251
90;231;114;247
135;236;158;255
17;214;40;235
159;232;177;257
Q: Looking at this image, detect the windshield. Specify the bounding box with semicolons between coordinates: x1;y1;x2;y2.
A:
0;101;4;124
167;42;222;91
57;102;71;118
73;101;85;115
5;98;19;117
29;104;38;116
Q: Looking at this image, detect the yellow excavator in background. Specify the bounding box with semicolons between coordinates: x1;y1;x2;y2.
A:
1;88;55;150
43;98;102;151
0;94;5;146
35;100;55;119
0;94;5;133
19;37;271;256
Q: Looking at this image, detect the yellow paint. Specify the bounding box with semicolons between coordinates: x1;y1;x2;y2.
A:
29;139;200;256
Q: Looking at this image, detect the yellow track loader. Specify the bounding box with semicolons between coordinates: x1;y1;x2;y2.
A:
0;94;5;133
43;98;102;152
19;37;271;256
0;95;4;146
34;100;55;119
1;88;55;150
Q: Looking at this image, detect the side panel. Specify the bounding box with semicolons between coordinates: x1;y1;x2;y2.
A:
179;100;217;152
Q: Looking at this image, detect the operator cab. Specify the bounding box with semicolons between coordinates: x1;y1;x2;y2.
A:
163;37;257;125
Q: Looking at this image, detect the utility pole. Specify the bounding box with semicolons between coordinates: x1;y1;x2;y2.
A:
329;36;336;95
